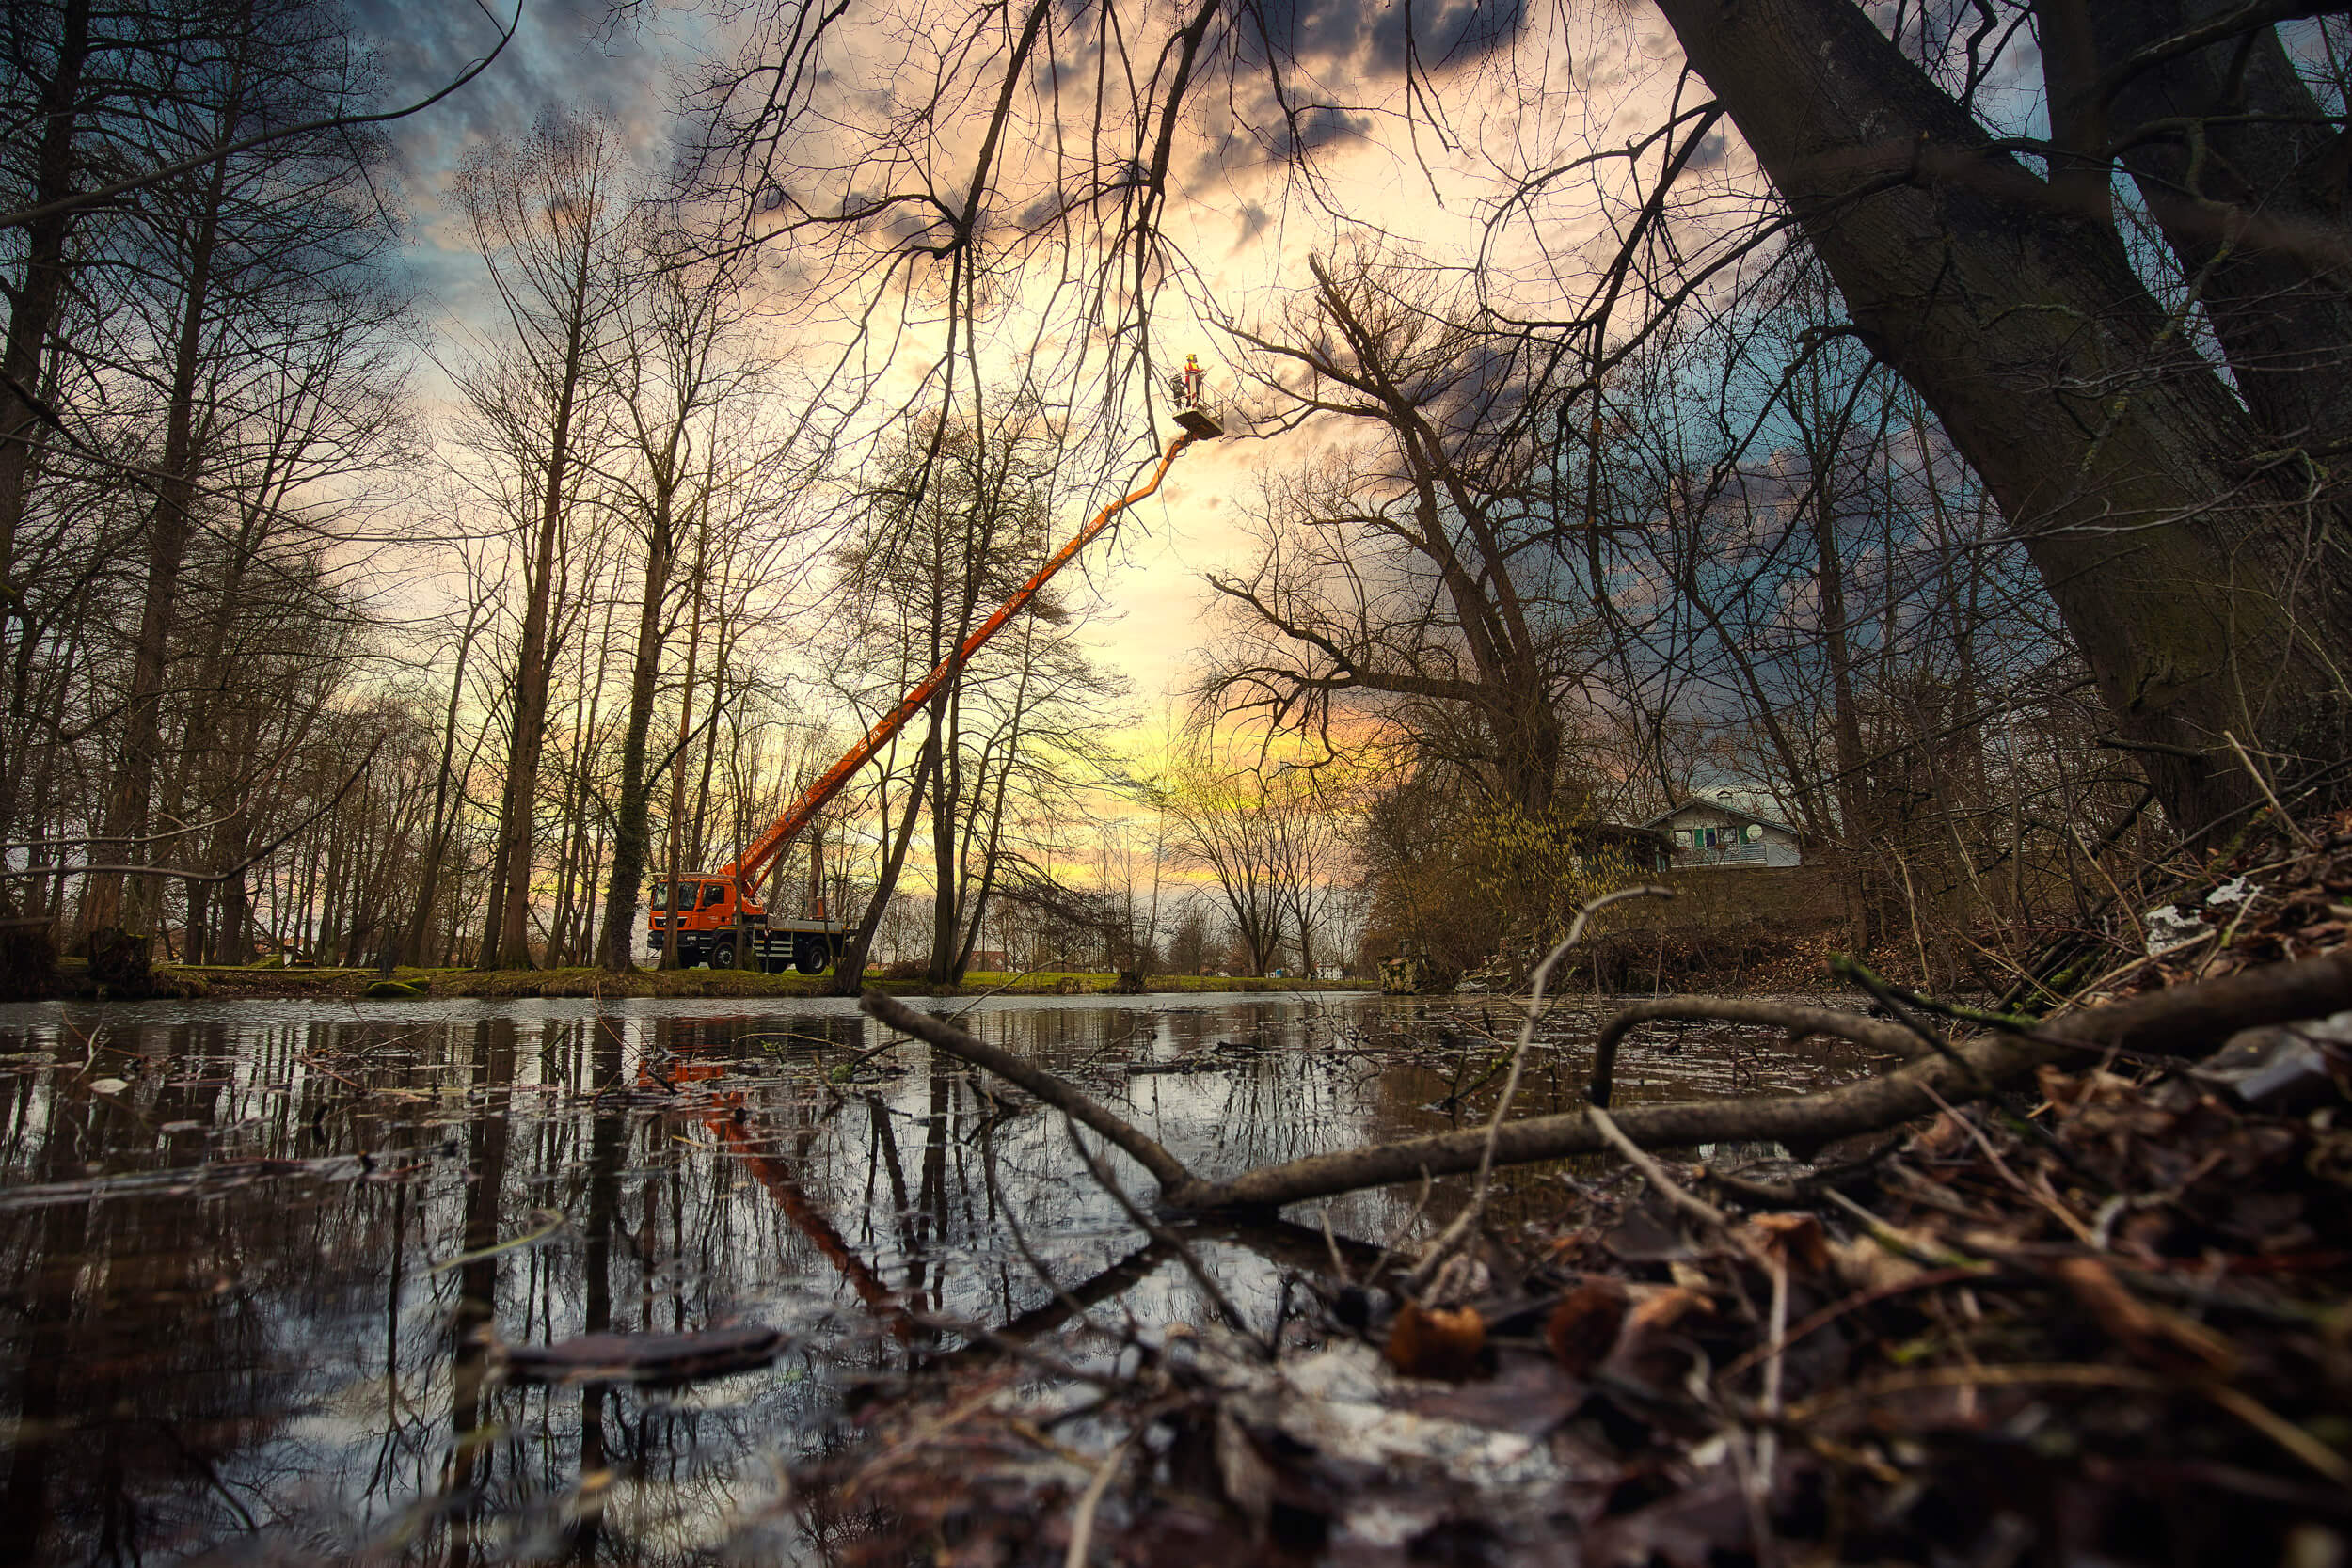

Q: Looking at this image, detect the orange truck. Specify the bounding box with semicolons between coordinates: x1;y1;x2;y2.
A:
647;405;1221;972
647;873;840;973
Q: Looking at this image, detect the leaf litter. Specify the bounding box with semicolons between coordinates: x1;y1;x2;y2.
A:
801;819;2352;1566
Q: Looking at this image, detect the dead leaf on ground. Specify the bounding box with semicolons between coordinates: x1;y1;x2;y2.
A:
1741;1212;1831;1274
1385;1300;1487;1381
1546;1280;1629;1377
1602;1287;1714;1393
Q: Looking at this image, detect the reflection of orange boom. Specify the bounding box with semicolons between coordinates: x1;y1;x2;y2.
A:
651;1052;914;1338
650;413;1223;973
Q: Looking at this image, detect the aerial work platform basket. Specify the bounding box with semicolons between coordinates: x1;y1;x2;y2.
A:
1170;352;1223;439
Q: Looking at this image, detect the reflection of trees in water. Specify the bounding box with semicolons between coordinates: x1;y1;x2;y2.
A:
0;1019;422;1565
0;1009;819;1563
0;992;1833;1560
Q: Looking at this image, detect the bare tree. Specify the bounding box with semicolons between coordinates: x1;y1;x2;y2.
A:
1152;741;1293;976
594;228;776;971
453;112;629;969
1207;248;1597;821
829;407;1120;985
1630;0;2352;833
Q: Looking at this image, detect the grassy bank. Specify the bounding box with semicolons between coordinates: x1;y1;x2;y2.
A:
122;963;1373;1003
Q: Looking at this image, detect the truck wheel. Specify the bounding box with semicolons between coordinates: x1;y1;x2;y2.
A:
710;940;738;970
794;937;826;975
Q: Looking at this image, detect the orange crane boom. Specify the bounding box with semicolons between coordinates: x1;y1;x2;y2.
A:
718;412;1221;899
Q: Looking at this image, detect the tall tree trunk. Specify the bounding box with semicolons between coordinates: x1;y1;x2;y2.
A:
546;609;608;966
949;620;1042;982
927;676;964;984
600;498;675;970
405;604;484;963
925;486;995;984
84;118;238;937
2089;0;2352;454
1653;0;2352;836
480;234;597;970
167;485;277;962
0;2;89;810
217;859;253;964
661;534;704;969
835;736;939;994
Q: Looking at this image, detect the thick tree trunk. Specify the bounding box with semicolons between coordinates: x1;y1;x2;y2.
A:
1653;0;2352;835
1496;684;1562;820
0;0;88;679
84;135;234;936
599;501;674;971
481;508;563;969
216;862;253;964
2089;0;2352;455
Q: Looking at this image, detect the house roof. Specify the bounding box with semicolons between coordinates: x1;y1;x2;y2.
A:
1642;798;1804;839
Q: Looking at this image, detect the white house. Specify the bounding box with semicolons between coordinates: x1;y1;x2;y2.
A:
1644;799;1803;869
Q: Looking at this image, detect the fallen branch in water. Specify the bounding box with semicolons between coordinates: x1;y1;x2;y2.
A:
858;992;1199;1194
860;951;2352;1214
1407;884;1671;1296
1587;1102;1730;1229
1062;1115;1256;1343
1588;996;1936;1109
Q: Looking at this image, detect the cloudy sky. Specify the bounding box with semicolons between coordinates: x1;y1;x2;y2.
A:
348;0;1671;721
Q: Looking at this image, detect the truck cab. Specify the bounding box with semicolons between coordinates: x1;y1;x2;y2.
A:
647;879;847;974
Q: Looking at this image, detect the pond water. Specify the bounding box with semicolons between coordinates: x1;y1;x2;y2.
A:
0;990;1880;1564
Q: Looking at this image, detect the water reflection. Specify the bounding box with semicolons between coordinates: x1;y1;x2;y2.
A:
0;991;1872;1563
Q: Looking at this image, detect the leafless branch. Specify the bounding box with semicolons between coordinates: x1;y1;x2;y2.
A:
4;737;386;886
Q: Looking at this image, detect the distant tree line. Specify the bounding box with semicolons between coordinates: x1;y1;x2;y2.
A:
0;5;1137;977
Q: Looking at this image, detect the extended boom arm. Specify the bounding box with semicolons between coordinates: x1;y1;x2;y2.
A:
720;421;1216;896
